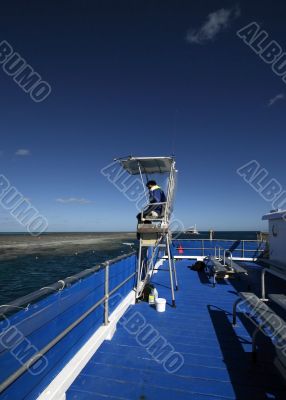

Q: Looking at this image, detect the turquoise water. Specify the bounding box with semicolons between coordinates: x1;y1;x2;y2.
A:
0;231;259;304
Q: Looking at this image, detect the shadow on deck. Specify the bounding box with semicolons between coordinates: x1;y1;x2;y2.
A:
67;260;286;400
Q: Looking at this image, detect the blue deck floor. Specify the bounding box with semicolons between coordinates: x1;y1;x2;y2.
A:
67;260;286;399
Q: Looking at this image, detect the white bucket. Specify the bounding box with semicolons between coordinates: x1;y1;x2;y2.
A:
155;298;166;313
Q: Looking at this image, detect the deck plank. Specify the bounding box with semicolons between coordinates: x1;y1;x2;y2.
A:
67;260;286;399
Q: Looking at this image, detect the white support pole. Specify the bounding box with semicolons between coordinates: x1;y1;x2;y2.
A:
138;162;149;205
166;233;176;307
136;239;143;299
173;258;178;291
169;237;178;290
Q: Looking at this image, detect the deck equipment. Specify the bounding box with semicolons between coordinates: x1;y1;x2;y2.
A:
205;250;247;286
233;292;286;364
115;156;178;306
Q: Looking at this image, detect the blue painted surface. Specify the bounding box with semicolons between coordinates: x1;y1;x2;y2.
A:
109;255;137;314
172;239;266;259
67;259;286;400
0;254;137;400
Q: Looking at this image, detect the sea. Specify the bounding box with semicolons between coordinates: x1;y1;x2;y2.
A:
0;231;259;304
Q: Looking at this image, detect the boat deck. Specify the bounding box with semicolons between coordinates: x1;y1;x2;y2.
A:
67;259;286;399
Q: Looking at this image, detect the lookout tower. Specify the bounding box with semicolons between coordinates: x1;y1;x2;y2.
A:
115;156;178;307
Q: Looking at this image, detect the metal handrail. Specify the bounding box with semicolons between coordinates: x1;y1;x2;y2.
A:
0;252;137;394
173;239;265;255
173;247;262;252
0;251;136;317
173;239;266;242
103;251;136;266
173;242;264;261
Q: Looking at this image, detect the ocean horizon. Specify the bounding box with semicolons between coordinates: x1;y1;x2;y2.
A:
0;231;262;304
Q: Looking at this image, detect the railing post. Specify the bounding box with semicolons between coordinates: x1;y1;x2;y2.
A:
202;239;204;257
242;240;245;259
261;269;266;300
104;262;109;325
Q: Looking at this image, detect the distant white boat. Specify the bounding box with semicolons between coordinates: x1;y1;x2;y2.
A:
186;224;199;235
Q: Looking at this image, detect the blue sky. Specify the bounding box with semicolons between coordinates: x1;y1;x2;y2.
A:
0;0;285;232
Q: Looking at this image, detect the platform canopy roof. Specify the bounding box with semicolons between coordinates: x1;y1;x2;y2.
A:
117;156;174;175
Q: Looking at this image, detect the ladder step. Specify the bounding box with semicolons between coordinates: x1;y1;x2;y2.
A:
141;239;158;246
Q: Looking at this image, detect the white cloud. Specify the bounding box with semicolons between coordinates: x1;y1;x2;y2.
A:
268;93;285;107
15;149;31;156
186;5;240;45
56;197;94;205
